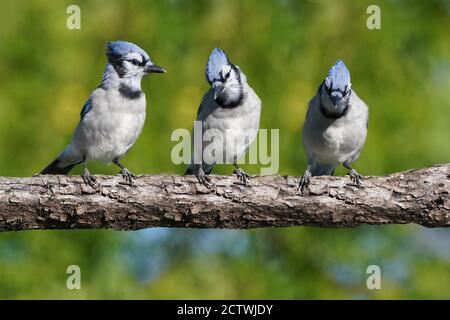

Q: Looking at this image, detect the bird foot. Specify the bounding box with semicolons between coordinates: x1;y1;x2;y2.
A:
197;172;214;189
298;170;311;195
349;169;363;187
233;168;250;186
82;172;98;189
120;167;136;186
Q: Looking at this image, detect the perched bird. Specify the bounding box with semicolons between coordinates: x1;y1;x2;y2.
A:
41;41;166;187
185;48;261;188
299;60;368;193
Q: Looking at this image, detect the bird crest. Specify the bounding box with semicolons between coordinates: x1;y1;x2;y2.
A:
325;60;351;92
206;48;230;84
106;41;150;63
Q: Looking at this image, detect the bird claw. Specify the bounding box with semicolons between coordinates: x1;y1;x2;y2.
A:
349;169;363;187
82;172;98;189
120;168;136;186
197;172;214;189
298;171;311;195
233;168;250;186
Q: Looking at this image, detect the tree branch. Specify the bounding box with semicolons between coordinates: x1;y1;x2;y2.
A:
0;164;449;232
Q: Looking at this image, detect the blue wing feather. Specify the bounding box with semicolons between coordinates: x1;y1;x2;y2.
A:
80;97;92;119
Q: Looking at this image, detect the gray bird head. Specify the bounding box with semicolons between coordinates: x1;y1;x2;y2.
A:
206;48;243;108
320;60;352;116
106;41;166;79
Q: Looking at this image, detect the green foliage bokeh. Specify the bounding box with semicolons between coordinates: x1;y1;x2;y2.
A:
0;0;449;299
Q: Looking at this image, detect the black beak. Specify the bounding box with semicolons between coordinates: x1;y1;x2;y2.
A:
145;64;166;74
213;84;225;100
330;95;337;105
330;94;342;108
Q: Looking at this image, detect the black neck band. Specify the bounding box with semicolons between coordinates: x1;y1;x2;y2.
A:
119;83;142;99
320;103;349;119
319;95;350;119
318;82;350;119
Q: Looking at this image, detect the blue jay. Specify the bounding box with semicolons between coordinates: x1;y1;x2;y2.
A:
41;41;165;187
299;60;368;193
185;48;261;188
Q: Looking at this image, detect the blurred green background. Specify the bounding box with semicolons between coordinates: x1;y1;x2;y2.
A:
0;0;449;299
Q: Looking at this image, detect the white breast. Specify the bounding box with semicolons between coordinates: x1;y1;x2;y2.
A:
72;88;147;163
200;85;261;164
302;91;368;166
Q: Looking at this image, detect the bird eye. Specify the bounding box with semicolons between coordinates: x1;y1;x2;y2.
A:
225;71;231;80
130;59;140;66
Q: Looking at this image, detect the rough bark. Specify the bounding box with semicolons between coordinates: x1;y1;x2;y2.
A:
0;164;449;232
